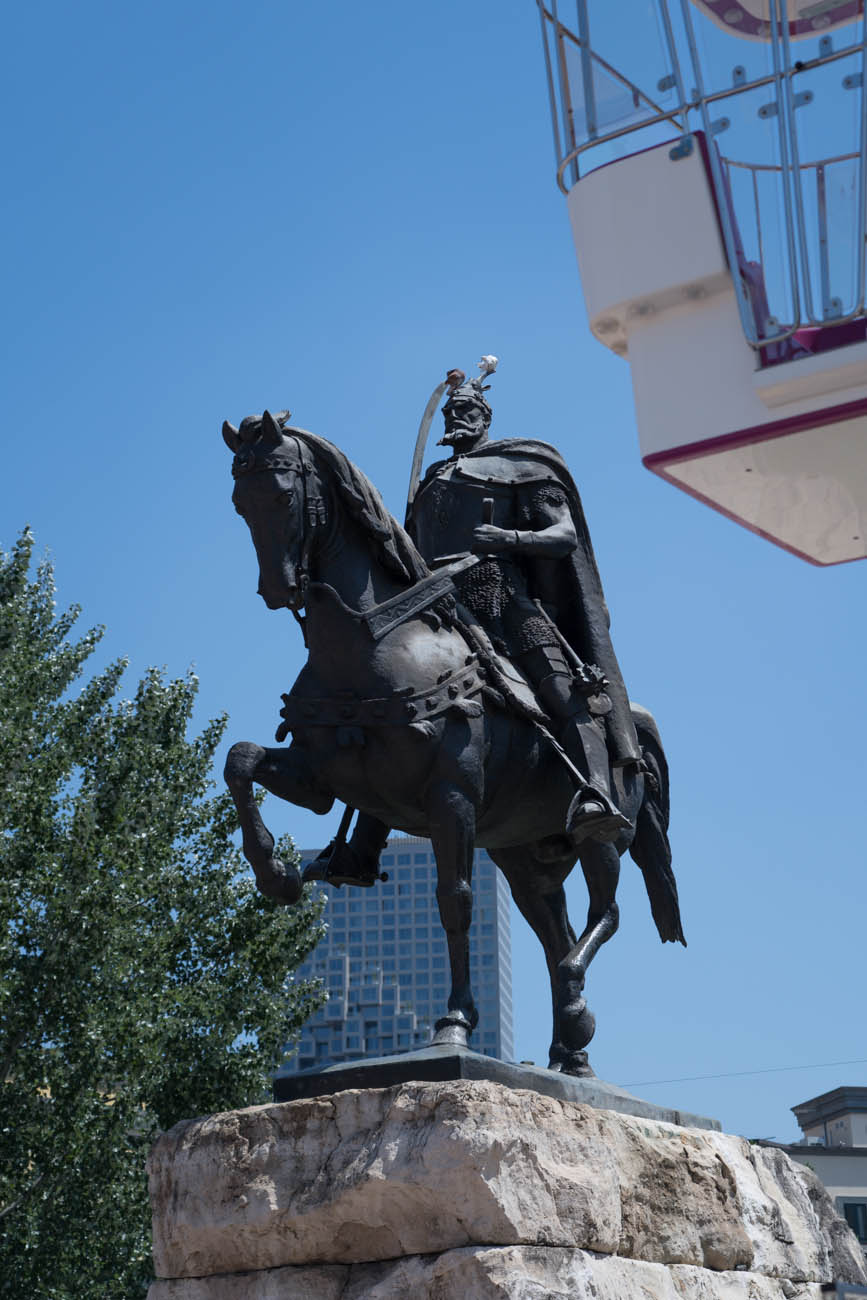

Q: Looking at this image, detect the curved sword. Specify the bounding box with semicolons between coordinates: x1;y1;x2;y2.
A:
404;355;498;525
405;378;449;525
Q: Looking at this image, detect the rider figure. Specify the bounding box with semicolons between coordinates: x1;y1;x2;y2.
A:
312;365;640;886
409;370;635;844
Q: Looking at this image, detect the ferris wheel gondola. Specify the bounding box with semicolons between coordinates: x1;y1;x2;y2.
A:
537;0;867;564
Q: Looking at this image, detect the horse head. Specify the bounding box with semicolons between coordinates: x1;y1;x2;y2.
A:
224;409;327;611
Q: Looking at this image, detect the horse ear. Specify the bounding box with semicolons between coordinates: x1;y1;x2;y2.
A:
261;409;283;447
222;420;241;452
274;409;291;427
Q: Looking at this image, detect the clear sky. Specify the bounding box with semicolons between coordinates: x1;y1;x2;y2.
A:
4;0;865;1142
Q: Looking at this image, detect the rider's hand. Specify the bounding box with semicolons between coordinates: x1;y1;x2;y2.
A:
471;525;514;554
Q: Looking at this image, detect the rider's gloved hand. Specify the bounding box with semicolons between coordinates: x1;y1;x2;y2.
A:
471;525;515;554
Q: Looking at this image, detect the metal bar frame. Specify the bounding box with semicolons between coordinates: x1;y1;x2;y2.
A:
778;0;819;323
751;164;765;277
575;0;598;141
855;1;867;316
537;0;564;169
551;0;580;188
678;0;777;346
554;39;865;191
536;0;867;347
544;2;864;188
816;162;834;317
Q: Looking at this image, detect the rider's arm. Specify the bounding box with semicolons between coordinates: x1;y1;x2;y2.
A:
472;490;578;558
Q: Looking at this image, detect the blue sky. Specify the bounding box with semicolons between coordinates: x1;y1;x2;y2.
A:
4;0;865;1141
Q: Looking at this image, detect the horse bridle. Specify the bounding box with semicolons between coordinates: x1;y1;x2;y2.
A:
285;436;329;638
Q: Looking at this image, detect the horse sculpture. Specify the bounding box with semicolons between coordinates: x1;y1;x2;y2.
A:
223;409;684;1076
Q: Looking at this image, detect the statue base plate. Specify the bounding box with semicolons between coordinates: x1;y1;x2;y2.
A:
273;1042;720;1131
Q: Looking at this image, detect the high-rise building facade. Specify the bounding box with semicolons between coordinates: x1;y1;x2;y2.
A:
277;836;513;1077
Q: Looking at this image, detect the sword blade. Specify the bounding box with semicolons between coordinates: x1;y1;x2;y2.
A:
405;379;448;523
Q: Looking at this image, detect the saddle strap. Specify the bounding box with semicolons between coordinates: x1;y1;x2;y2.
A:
362;553;479;642
278;656;485;735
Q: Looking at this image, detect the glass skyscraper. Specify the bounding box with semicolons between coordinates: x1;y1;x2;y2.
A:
277;835;514;1077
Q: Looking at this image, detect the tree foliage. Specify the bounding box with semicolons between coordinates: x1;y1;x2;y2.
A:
0;531;325;1298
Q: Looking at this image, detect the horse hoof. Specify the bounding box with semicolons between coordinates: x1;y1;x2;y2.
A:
560;998;596;1053
548;1047;595;1078
432;1012;475;1047
254;858;303;905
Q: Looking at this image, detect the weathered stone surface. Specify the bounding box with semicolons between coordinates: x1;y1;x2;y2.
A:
672;1132;865;1285
149;1081;867;1284
147;1081;867;1286
146;1246;831;1300
793;1155;867;1284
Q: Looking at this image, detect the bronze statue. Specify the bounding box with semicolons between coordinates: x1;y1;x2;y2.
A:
222;369;684;1076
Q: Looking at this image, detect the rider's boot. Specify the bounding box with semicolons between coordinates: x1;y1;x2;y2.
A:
561;714;632;844
535;666;631;846
305;813;391;887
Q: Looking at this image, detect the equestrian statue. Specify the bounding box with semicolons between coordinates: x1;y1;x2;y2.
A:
222;359;685;1076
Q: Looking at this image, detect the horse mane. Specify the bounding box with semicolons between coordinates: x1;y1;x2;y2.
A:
291;429;430;585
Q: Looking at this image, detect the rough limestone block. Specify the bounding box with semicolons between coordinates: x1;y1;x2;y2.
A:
146;1246;833;1300
147;1080;866;1286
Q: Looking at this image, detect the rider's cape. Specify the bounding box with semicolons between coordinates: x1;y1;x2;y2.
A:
415;438;640;767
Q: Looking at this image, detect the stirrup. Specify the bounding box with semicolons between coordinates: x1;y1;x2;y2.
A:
302;840;389;889
566;790;631;845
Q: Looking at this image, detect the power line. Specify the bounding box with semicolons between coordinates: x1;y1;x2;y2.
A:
622;1057;867;1088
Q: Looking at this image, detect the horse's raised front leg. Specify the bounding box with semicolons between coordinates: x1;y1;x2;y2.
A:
224;740;334;904
428;781;479;1047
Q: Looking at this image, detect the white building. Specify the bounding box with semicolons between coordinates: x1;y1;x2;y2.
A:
764;1087;867;1256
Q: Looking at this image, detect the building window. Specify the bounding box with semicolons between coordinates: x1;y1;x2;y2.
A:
397;854;411;864
841;1201;867;1244
413;853;429;863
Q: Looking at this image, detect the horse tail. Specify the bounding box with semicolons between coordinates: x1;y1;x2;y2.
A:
628;704;686;947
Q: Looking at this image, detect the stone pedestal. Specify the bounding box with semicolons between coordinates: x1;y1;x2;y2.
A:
146;1080;866;1299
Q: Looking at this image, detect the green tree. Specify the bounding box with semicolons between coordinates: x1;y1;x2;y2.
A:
0;531;325;1298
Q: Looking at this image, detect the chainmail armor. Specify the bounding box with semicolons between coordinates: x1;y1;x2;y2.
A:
512;612;560;653
457;559;514;621
519;483;567;524
457;560;559;653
